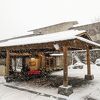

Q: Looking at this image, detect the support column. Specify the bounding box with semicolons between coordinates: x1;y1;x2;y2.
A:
5;49;10;76
41;53;45;68
22;57;26;68
58;45;73;96
13;57;16;71
63;46;68;87
53;57;56;70
85;46;94;80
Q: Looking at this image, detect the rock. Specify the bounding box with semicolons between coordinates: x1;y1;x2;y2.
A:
58;85;73;96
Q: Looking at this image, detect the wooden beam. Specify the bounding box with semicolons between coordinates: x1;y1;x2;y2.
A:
63;45;68;87
10;53;32;56
4;42;54;51
86;46;91;75
5;49;10;76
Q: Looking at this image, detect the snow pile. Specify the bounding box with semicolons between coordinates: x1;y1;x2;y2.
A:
0;76;6;84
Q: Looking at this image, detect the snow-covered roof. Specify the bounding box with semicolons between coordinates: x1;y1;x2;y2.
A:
76;37;100;47
0;30;99;48
73;21;100;27
0;30;84;47
28;21;78;32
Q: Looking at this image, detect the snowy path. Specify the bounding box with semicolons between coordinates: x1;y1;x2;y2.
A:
0;64;100;100
0;84;57;100
0;77;57;100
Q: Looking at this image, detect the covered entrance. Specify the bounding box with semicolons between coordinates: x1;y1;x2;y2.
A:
0;30;100;96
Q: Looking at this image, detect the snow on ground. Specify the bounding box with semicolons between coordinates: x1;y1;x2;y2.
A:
0;83;57;100
69;64;100;100
5;79;58;97
51;64;87;78
52;64;100;100
0;64;100;100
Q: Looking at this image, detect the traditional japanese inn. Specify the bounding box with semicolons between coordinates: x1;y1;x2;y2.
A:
0;21;100;96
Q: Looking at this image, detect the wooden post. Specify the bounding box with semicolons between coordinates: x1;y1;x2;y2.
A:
5;49;10;76
22;57;26;68
54;57;56;68
42;53;45;68
53;57;56;69
86;46;91;75
85;46;94;80
38;52;43;69
63;45;68;87
13;57;16;71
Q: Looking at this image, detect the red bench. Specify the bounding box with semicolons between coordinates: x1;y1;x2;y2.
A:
28;70;41;76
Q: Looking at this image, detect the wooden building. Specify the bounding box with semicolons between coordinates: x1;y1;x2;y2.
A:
0;29;100;95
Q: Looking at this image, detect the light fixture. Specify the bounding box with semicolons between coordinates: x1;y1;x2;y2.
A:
31;58;35;60
50;53;63;56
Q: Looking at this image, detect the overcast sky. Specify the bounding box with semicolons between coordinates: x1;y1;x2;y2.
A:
0;0;100;40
